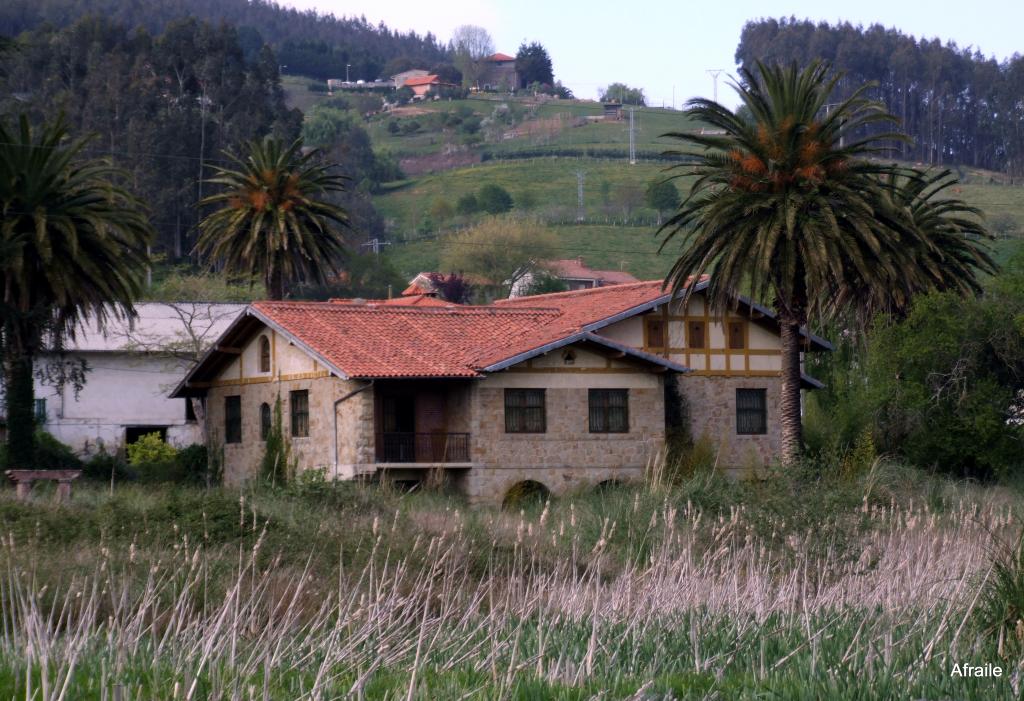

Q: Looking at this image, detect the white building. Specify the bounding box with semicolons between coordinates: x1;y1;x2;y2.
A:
1;302;244;454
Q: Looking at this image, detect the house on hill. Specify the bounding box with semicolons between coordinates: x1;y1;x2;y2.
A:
0;303;244;454
477;53;518;92
510;257;640;296
391;69;430;89
173;281;830;503
403;74;456;99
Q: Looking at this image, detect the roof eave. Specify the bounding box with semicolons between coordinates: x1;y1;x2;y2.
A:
480;330;689;374
169;306;352;399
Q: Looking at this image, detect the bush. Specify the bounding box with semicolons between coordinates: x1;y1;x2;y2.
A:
456;193;479;215
0;431;83;472
82;448;133;482
477;184;513;214
307;81;329;93
401;120;421;135
127;432;181;483
177;444;211;485
36;432;84;471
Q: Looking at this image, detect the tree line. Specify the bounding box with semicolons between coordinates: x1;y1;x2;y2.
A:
0;0;449;82
736;18;1024;176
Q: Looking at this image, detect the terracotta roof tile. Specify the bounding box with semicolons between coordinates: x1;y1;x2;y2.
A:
252;301;562;378
545;258;640;285
403;74;441;87
487;53;515;62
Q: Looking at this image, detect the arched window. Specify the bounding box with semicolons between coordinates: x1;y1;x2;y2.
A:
258;335;271;373
259;402;272;441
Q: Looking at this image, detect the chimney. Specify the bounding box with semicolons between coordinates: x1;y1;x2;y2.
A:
577;256;584;266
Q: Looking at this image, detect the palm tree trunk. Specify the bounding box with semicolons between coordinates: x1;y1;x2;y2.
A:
4;347;36;469
267;266;285;301
778;316;803;466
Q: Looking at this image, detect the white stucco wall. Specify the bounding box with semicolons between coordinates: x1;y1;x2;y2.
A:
33;351;204;454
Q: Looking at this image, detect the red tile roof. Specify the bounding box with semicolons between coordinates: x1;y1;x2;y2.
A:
252;301;564;378
486;53;515;62
403;74;440;87
544;258;640;285
328;294;452;307
249;280;690;379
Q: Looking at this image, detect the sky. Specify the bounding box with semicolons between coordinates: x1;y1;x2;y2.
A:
280;0;1023;108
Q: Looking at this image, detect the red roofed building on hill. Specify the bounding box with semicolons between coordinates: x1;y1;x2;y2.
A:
477;53;518;92
402;74;456;99
174;279;830;504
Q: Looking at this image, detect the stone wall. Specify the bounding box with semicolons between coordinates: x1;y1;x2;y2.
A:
674;375;782;475
463;354;665;504
204;319;378;485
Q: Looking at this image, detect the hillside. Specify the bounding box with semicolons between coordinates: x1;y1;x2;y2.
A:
349;93;1024;281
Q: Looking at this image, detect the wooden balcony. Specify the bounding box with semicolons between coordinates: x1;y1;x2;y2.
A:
376;432;470;463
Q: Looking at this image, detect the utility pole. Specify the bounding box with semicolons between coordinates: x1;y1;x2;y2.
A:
672;84;675;110
824;103;844;147
574;170;586;222
361;237;391;257
706;69;724;104
628;107;636;165
346;64;351;83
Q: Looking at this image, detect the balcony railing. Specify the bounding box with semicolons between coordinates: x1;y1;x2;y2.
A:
377;432;470;463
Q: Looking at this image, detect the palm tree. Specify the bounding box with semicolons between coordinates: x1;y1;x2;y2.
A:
196;137;350;300
658;62;994;465
0;114;152;469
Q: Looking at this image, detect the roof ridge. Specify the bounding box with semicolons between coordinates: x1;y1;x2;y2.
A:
255;300;561;316
494;280;664;304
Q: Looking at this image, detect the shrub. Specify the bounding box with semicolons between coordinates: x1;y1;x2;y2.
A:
261;397;292;485
82;448;133;482
177;444;211;485
456;193;479;215
37;432;84;471
1;431;83;472
401;119;421;135
127;433;181;483
477;184;513;214
386;120;400;134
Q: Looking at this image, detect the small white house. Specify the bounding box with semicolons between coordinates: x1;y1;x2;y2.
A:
0;302;244;455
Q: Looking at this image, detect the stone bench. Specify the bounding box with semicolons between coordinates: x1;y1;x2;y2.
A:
5;469;83;503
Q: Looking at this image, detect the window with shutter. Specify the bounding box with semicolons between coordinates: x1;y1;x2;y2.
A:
646;319;666;349
728;321;745;350
589;389;629;433
290;390;309;437
225;396;242;443
736;388;767;435
259;402;272;440
688;321;706;349
259;335;271;373
504;389;546;433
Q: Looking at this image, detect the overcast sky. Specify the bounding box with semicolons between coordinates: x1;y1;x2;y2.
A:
281;0;1023;108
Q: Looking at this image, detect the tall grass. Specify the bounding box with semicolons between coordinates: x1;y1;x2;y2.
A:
0;465;1022;699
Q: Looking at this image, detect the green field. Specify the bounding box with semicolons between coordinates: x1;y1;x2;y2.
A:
1;464;1020;699
277;75;1024;280
374;157;1024;279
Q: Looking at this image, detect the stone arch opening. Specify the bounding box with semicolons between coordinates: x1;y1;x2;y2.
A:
501;480;550;509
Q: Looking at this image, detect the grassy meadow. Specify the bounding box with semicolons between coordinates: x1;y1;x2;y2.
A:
2;463;1023;699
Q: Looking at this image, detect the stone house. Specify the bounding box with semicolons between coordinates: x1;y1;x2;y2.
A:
477;53;518;91
172;280;830;503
